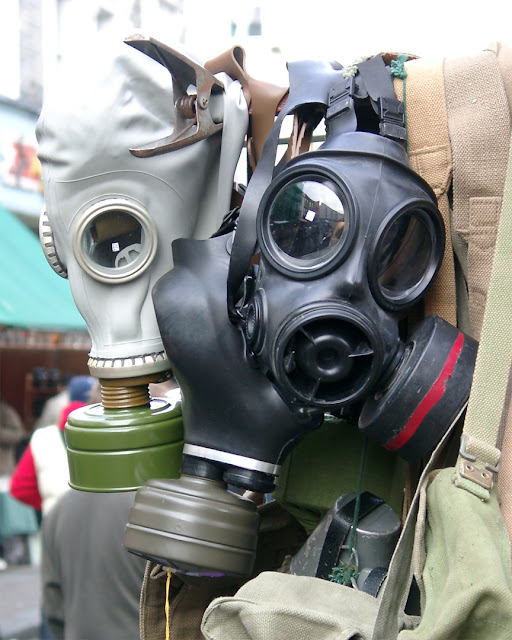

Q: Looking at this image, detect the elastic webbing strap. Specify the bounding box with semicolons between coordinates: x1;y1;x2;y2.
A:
455;136;512;499
226;60;344;312
357;55;406;146
445;50;511;340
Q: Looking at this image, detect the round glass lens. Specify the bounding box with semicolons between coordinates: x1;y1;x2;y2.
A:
268;180;346;261
82;211;144;270
376;212;433;295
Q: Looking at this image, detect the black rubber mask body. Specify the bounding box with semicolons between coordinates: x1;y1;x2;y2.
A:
238;132;478;461
124;58;478;578
242;132;443;409
152;234;321;491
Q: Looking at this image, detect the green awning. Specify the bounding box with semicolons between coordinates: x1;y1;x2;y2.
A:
0;206;86;330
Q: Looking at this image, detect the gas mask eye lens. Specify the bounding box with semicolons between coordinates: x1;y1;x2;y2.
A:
370;204;444;310
268;179;346;263
73;198;158;284
83;210;143;269
377;213;431;291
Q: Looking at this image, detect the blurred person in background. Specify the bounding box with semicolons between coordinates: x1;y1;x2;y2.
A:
0;399;34;567
41;489;146;640
9;376;95;516
9;375;96;639
38;378;176;638
34;386;70;431
0;398;25;477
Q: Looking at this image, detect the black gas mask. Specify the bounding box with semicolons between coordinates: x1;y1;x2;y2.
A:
236;130;477;461
124;56;477;578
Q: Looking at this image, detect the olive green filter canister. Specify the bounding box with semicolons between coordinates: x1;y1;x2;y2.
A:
65;398;184;491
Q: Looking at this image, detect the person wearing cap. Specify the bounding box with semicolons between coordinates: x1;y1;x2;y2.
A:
9;376;95;516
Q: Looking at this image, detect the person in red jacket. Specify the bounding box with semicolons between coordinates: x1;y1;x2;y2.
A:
10;376;95;515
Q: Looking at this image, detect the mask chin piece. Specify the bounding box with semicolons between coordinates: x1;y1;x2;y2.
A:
359;315;478;461
123;475;260;577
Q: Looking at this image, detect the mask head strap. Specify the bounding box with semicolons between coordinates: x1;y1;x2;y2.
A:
226;55;408;316
325;56;407;146
357;56;407;145
227;60;345;316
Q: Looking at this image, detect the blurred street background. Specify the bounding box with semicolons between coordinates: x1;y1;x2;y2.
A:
0;564;41;640
0;1;510;639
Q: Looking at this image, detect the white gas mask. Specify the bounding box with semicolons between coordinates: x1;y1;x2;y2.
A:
37;34;248;379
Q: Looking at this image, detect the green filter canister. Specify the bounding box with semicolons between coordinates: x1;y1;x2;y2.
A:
65;398;183;491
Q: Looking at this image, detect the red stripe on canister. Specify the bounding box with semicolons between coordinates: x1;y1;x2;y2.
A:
384;332;465;452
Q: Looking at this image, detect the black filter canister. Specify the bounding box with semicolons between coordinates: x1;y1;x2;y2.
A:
359;315;478;461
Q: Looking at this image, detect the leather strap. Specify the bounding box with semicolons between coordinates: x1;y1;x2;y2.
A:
205;46;288;169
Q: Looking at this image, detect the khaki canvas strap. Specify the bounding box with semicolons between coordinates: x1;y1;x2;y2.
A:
454;135;512;501
483;41;512;550
487;42;512;126
444;49;512;340
499;370;512;547
393;57;456;326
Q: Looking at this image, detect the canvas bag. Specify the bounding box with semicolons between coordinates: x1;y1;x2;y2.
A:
200;47;512;640
201;459;512;640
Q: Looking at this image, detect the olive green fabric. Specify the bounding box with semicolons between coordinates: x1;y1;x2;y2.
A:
400;468;512;639
202;464;512;640
273;416;408;534
203;572;390;640
201;426;449;640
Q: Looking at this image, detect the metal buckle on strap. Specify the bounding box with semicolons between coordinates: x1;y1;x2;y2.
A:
326;76;357;121
459;434;501;490
378;96;406;142
125;34;224;157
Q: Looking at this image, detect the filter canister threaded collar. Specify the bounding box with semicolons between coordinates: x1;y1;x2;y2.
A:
99;373;168;408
